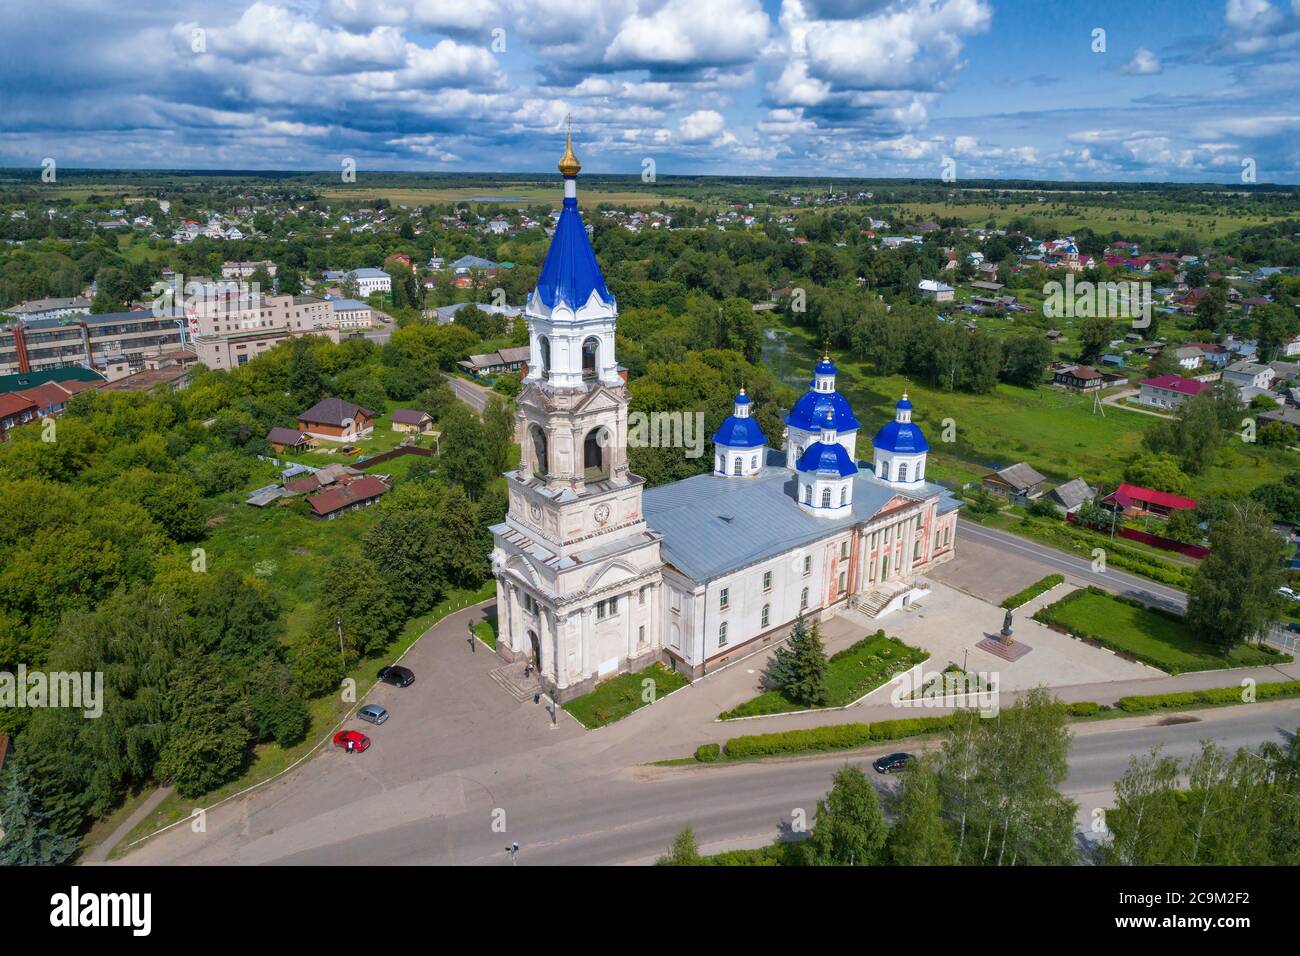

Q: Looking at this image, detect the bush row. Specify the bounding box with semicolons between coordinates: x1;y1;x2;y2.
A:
1115;680;1300;712
715;715;955;761
1000;573;1065;610
1020;520;1193;588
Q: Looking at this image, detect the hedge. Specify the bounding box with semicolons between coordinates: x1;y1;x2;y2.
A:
1115;680;1300;713
721;716;954;760
1000;574;1064;610
1017;520;1193;588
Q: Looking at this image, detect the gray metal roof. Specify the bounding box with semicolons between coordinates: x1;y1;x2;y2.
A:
642;464;960;583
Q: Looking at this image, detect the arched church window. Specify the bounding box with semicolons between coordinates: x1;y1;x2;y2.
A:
821;488;831;508
539;336;551;380
879;460;889;481
732;457;741;476
898;463;909;482
581;336;599;381
715;454;722;473
839;487;847;506
750;455;757;470
583;428;608;480
530;425;548;478
803;484;812;505
917;463;924;481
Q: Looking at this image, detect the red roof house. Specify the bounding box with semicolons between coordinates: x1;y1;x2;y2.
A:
1103;483;1198;517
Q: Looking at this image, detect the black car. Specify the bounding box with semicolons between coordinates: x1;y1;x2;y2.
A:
872;752;914;774
377;665;415;687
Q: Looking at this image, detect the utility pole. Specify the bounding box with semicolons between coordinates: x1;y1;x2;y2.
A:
336;617;346;669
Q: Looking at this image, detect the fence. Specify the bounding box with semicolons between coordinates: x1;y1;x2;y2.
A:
355;445;434;470
1066;512;1209;558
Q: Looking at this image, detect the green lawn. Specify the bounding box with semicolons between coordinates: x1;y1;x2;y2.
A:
1033;588;1286;674
474;618;498;649
563;662;689;728
719;633;928;720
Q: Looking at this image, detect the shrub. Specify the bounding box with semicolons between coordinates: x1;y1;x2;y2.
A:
694;743;721;763
1066;701;1101;717
723;723;874;759
1000;573;1064;609
1115;681;1300;712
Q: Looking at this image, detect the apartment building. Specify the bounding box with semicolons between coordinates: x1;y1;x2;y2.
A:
188;294;332;336
0;310;184;376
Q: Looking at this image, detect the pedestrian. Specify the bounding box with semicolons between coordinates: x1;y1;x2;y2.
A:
347;738;354;754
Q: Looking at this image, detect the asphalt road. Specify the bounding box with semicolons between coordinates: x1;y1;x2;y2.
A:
448;375;493;413
259;701;1300;866
958;519;1188;613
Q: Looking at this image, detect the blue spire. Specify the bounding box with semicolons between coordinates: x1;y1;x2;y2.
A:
531;133;613;312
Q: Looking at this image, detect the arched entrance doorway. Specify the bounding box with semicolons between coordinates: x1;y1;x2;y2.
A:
527;629;541;669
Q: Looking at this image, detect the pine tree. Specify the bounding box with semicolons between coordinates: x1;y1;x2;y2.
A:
764;614;828;707
0;764;78;865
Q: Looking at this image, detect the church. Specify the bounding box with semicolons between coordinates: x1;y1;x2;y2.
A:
489;134;961;701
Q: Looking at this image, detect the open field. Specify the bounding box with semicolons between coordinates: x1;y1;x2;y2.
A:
879;200;1278;241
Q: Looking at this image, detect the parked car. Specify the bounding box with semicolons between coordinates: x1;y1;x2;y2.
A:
340;444;358;455
334;730;371;753
1278;586;1300;603
357;704;389;725
377;665;415;687
872;752;914;774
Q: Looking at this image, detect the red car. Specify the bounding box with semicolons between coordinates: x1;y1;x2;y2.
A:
334;730;371;753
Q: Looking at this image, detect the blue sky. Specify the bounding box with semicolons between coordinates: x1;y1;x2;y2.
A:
1;0;1298;182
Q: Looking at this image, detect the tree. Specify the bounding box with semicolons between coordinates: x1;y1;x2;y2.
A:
434;485;487;590
0;764;78;865
1123;452;1192;495
1077;316;1113;364
1102;748;1183;865
481;395;515;476
1186;500;1287;652
1000;334;1050;387
657;825;702;866
804;765;888;865
1143;391;1225;475
155;653;251;798
439;404;492;500
888;756;955;865
763;614;827;706
363;486;445;615
1193;281;1229;332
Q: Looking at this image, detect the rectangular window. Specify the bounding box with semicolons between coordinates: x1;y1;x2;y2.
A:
839;571;847;593
800;587;809;610
639;586;647;606
761;604;770;628
718;622;728;646
762;570;772;592
841;541;849;559
638;625;646;646
719;588;729;609
803;556;811;576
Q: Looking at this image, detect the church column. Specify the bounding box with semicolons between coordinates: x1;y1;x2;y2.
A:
580;605;593;678
625;588;636;661
552;611;568;688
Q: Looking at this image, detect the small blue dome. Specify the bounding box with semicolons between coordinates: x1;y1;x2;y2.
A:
713;415;766;448
733;391;751;406
796;441;859;477
815;358;837;375
895;396;913;411
873;420;929;454
533;197;613;311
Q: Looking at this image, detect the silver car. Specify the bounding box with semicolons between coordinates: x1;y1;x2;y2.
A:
357;704;389;725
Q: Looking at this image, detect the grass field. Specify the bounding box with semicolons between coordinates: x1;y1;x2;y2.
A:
719;633;928;719
563;662;689;728
879;200;1276;242
1034;588;1284;674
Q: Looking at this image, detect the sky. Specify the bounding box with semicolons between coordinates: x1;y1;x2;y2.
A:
0;0;1298;183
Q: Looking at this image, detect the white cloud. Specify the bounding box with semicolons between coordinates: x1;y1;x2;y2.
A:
1122;47;1163;75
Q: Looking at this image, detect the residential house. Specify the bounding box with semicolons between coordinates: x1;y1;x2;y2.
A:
344;268;391;296
390;408;434;434
1052;365;1105;391
1048;478;1096;515
266;426;318;453
0;391;39;437
297;397;374;442
1102;484;1197;518
1172;346;1203;370
307;474;389;519
460;346;532;376
0;296;92;321
1223;361;1276;391
1138;375;1210;409
331;298;374;329
982;462;1048;502
917;279;955;302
